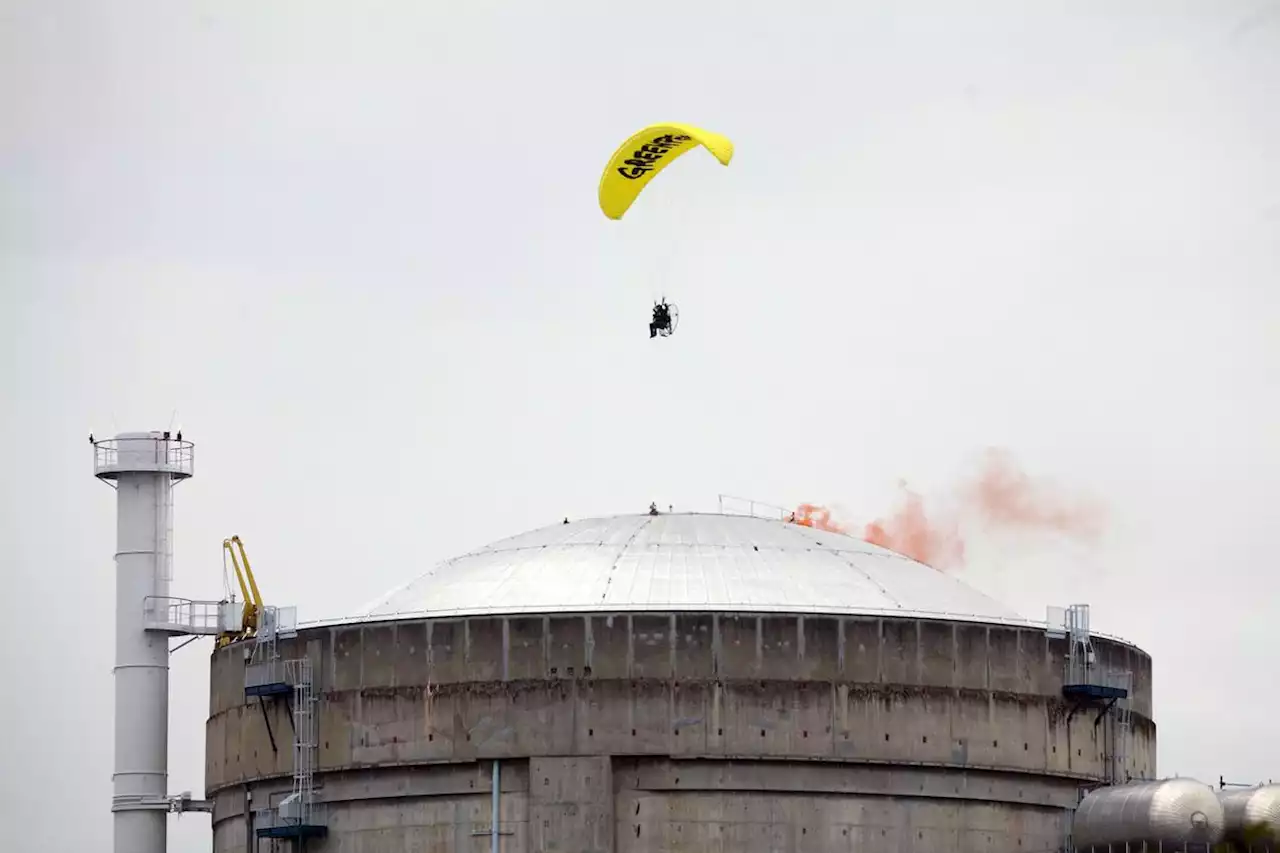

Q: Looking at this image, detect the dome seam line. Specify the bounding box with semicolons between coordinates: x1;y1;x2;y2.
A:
597;516;656;605
829;550;903;609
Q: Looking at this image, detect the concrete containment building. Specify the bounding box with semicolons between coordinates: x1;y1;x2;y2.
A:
205;511;1156;852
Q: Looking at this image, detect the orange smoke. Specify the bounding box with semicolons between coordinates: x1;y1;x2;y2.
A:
863;483;966;569
961;447;1105;540
791;503;847;533
793;448;1104;569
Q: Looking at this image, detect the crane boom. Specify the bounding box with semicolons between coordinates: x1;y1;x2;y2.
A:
219;535;265;646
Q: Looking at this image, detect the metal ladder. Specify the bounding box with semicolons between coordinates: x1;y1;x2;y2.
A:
286;657;319;827
1111;670;1133;783
154;472;175;585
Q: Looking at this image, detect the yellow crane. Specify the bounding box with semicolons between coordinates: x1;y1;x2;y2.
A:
217;535;265;648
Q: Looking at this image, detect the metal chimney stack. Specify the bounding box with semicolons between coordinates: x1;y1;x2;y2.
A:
93;431;196;853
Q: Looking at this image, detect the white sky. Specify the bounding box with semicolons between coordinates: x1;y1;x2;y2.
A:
2;1;1278;850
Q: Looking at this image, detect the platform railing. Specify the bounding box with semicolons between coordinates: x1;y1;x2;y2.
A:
274;604;299;638
253;801;327;833
1063;658;1134;692
93;437;194;477
142;595;229;635
245;659;288;691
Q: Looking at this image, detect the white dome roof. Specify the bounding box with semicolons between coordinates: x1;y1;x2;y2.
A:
350;512;1026;626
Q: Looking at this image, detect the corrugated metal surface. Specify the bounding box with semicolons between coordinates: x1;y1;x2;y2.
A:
1220;785;1280;849
1073;779;1225;849
347;512;1025;623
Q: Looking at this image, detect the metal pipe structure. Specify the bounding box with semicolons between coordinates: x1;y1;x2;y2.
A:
491;760;500;853
94;431;195;853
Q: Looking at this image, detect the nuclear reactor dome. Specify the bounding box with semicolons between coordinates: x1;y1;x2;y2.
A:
357;512;1023;622
206;511;1156;853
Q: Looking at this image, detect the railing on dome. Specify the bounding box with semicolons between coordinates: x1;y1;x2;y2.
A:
716;494;794;521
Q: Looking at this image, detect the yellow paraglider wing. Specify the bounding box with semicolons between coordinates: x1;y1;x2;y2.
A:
598;123;734;220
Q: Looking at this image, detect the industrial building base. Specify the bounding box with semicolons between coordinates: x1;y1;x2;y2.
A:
208;620;1153;851
220;755;1104;852
206;513;1155;852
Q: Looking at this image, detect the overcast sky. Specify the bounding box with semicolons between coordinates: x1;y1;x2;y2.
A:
2;1;1278;850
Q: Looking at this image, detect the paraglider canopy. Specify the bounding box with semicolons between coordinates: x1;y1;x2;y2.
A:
598;122;734;220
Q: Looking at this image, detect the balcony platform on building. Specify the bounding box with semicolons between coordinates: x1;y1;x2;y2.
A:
256;823;329;840
1063;683;1129;701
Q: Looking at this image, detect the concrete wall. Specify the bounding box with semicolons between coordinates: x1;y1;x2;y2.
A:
214;757;1085;853
207;613;1156;852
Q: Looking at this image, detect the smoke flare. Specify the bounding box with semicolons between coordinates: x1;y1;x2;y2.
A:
793;448;1104;569
791;503;847;533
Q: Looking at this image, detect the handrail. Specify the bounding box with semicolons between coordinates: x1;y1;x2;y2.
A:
716;494;793;520
254;801;327;829
93;437;195;478
142;595;225;633
245;659;288;688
